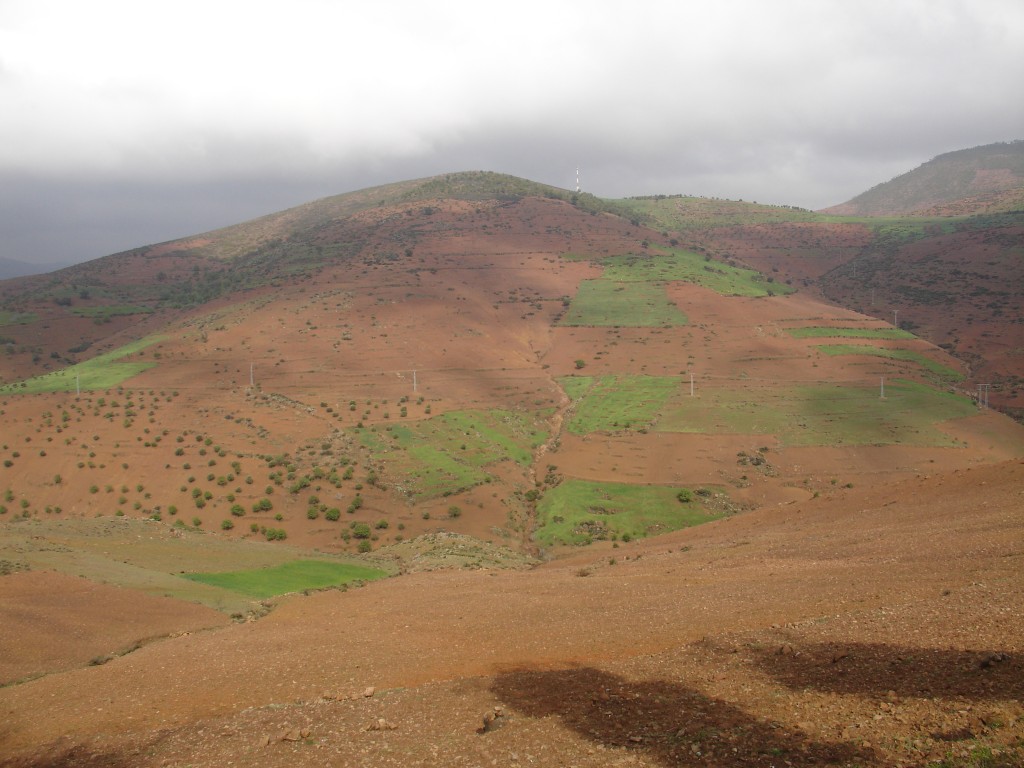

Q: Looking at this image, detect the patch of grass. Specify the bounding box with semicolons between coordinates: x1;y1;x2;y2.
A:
816;344;963;381
603;248;793;297
786;326;916;340
614;196;821;230
0;311;37;326
562;375;679;435
560;376;595;402
358;409;546;501
534;479;720;547
183;559;387;599
560;280;687;327
657;379;977;446
0;335;165;393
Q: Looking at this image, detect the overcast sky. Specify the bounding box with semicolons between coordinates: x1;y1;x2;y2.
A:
1;0;1022;268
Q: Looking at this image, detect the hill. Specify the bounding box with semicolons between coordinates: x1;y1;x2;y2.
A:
822;140;1024;216
2;169;1024;766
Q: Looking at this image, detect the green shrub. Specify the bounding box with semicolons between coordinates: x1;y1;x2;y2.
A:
221;519;234;530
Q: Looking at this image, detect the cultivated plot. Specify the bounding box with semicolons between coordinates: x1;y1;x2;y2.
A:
357;409;546;501
561;375;680;435
184;559;388;599
560;280;686;327
0;336;165;393
602;248;793;297
656;379;977;446
534;479;719;547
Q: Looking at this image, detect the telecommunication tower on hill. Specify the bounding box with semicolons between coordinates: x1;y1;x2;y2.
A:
576;167;580;193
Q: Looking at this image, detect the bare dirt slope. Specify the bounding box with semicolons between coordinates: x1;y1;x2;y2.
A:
0;570;228;686
1;459;1021;767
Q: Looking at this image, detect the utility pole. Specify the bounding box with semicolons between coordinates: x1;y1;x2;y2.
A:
892;309;899;329
690;370;694;397
880;376;885;399
75;373;80;397
413;369;417;394
250;363;254;387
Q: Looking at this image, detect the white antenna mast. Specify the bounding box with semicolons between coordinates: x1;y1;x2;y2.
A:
576;166;580;193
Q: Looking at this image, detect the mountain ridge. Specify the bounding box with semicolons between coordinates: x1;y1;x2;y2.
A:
822;139;1024;216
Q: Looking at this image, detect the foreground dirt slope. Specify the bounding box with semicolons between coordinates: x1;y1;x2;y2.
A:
2;459;1021;767
0;570;229;686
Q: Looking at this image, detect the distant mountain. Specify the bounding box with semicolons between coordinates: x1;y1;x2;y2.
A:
823;140;1024;216
0;257;70;280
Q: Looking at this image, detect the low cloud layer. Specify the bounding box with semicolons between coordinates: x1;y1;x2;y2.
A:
1;0;1022;266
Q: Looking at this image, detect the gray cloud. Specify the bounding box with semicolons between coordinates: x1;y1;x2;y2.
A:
1;0;1022;266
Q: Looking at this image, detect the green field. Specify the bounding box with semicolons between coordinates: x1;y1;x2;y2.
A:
656;379;977;446
614;196;822;230
358;409;546;500
562;375;680;434
0;311;38;326
534;479;720;547
184;559;388;599
560;280;687;327
786;326;915;340
0;335;164;393
816;344;963;381
603;248;793;297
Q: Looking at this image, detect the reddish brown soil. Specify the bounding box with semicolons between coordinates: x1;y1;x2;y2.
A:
0;570;228;686
1;459;1022;766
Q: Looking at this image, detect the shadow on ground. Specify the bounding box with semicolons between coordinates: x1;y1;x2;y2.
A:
491;665;876;767
751;641;1021;701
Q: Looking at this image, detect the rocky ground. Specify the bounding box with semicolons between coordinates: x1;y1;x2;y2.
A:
1;460;1021;767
